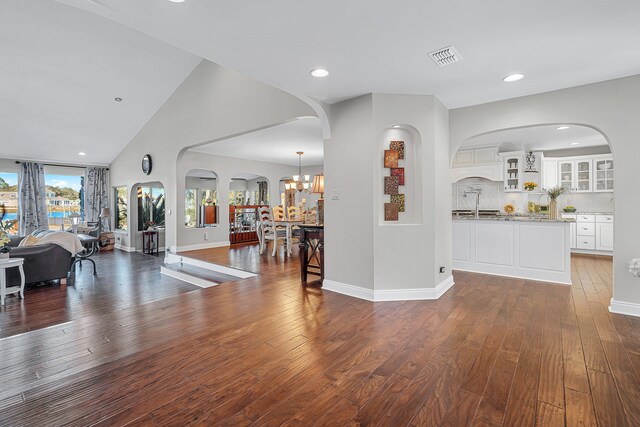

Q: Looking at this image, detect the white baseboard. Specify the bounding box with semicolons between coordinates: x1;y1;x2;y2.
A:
115;244;136;253
322;275;455;302
322;280;375;301
173;241;231;253
164;252;256;279
609;298;640;318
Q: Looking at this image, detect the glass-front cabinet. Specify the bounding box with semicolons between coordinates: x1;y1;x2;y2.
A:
594;158;614;192
502;152;523;192
558;159;592;192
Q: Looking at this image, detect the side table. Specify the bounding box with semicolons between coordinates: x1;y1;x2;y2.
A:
0;258;25;306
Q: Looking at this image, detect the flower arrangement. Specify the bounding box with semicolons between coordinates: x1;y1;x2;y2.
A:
546;186;567;200
503;203;516;214
524;181;538;191
144;221;156;230
629;258;640;278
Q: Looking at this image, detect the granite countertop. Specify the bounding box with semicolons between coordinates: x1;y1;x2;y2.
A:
452;215;575;223
561;211;613;215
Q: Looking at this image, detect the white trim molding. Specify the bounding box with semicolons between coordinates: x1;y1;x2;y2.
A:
173;241;231;253
164;252;256;279
160;266;219;288
115;244;136;252
322;275;455;302
609;298;640;318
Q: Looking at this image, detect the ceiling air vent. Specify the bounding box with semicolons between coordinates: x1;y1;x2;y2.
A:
428;46;462;67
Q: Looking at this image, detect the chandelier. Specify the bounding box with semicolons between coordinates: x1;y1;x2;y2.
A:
285;151;310;192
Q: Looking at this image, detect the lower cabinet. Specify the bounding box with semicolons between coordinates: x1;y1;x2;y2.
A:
596;222;614;251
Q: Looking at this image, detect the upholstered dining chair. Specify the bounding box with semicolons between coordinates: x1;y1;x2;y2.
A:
258;207;287;256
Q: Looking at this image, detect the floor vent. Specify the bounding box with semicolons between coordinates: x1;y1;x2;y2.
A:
428;45;462;66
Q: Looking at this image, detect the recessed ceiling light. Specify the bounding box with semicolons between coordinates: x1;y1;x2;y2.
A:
168;0;185;2
310;68;329;78
78;152;86;156
392;125;400;128
114;97;123;102
557;126;570;130
503;73;524;83
570;142;580;146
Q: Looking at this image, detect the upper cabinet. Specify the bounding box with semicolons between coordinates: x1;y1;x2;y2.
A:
594;157;614;192
453;147;499;167
544;154;612;193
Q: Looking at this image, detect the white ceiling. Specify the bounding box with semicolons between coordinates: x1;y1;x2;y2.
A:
462;125;609;151
192;117;324;166
0;0;200;165
52;0;640;109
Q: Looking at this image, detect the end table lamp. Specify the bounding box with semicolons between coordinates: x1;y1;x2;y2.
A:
99;207;111;235
311;174;324;225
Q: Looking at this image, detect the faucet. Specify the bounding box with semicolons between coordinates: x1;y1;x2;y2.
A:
463;188;482;219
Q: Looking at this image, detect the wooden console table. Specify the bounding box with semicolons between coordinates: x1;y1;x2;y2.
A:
298;224;324;284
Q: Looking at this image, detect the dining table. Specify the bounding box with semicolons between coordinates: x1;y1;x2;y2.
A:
273;219;305;256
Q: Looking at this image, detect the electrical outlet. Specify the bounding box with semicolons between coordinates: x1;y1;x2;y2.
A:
204;232;209;241
330;190;340;200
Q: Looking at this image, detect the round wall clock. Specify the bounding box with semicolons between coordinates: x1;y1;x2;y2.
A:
142;154;152;175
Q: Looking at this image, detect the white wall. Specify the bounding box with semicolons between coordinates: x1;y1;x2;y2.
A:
109;59;316;251
450;74;640;313
324;93;451;298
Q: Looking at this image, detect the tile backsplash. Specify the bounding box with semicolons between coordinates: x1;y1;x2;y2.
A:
452;178;614;214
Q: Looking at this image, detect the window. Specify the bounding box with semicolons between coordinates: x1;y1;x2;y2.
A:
185;189;196;228
114;187;127;230
138;186;165;231
44;174;82;231
0;172;19;234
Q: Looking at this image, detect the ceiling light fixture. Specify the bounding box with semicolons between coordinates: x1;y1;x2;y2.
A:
310;68;329;78
570;142;580;146
503;73;524;83
392;125;400;128
78;152;86;156
557;126;570;130
168;0;185;2
114;97;123;102
285;152;311;192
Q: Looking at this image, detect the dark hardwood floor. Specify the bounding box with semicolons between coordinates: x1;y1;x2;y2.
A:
0;244;638;426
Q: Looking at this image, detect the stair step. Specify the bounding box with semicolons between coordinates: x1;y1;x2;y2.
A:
161;262;242;288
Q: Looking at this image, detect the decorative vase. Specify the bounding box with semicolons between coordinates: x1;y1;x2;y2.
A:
549;199;558;220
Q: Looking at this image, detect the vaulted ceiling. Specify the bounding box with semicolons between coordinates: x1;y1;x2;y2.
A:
2;0;639;165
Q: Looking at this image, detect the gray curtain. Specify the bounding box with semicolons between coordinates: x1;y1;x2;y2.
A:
258;181;268;205
18;162;49;235
84;167;109;227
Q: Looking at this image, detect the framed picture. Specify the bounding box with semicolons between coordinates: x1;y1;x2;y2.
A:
390;141;405;159
384;150;399;168
384;176;399;195
391;168;404;185
384;203;399;221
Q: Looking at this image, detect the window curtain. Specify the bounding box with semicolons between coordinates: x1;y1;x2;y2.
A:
18;162;49;235
258;181;268;205
84;167;109;228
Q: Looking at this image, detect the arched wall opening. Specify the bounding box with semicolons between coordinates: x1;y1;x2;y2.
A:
184;169;219;229
129;180;166;251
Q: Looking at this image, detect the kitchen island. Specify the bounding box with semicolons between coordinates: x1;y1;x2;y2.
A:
452;217;573;284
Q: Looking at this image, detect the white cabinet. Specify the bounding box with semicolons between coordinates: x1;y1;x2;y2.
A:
558;159;592;192
562;213;577;249
543;160;558;189
453;147;499;167
576;214;596;250
593;157;614;192
501;151;523;192
453;150;475;166
595;215;614;251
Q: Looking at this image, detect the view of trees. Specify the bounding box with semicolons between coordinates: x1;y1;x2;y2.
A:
0;177;17;191
0;177;79;200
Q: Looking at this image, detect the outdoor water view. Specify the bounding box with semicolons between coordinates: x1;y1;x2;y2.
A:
0;172;82;233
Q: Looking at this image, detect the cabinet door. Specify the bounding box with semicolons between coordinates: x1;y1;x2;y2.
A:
596;223;614;251
558;161;574;191
574;159;592;192
594;159;614;192
503;155;521;192
543;160;558;189
570;222;577;249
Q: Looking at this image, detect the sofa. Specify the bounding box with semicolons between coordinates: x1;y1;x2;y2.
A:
6;234;75;288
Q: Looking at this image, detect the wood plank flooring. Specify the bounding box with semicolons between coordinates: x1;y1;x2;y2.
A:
0;246;637;426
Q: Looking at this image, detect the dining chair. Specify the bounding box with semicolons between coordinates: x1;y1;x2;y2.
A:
272;205;285;221
287;206;303;220
306;207;318;224
258;207;287;256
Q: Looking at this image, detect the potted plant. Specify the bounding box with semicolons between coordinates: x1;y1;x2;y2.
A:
0;219;17;260
524;181;538;191
546;186;567;220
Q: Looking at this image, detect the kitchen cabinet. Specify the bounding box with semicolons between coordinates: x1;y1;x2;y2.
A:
559;159;592;192
561;213;577;249
501;151;523;192
594;157;614;192
595;214;614;251
453;147;499;167
543;160;558;189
